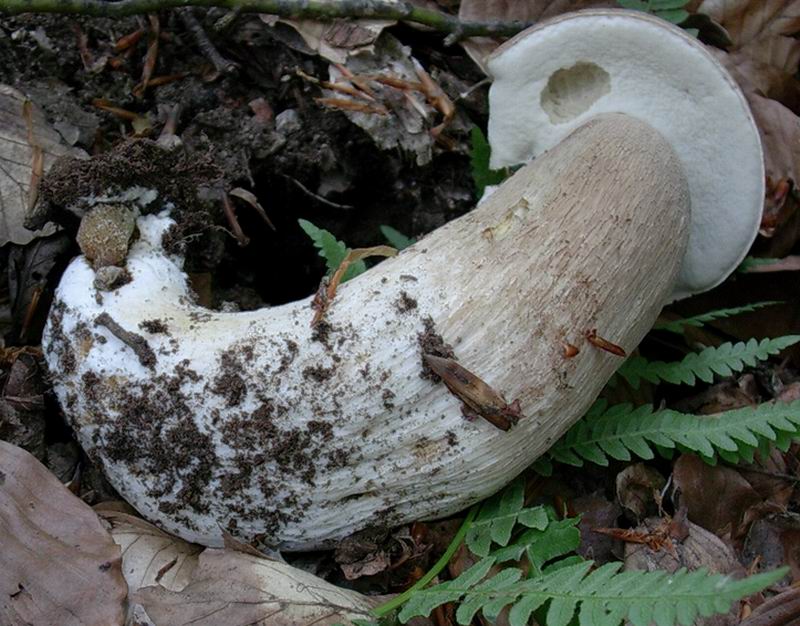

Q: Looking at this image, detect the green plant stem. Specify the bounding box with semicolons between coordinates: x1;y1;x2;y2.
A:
0;0;532;41
372;505;479;618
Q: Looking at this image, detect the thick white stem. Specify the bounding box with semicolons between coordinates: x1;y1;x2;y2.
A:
43;114;689;549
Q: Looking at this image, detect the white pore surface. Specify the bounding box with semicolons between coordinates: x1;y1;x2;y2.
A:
487;10;764;299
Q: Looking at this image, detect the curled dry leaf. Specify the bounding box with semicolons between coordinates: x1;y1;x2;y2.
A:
0;440;127;626
616;463;666;521
133;548;380;626
0;85;79;245
96;508;201;594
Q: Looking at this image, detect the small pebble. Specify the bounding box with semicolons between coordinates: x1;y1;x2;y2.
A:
76;203;137;268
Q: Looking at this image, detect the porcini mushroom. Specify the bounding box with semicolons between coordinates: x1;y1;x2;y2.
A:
42;11;762;550
487;9;764;299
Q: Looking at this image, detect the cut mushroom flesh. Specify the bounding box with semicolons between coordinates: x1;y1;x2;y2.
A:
488;10;764;299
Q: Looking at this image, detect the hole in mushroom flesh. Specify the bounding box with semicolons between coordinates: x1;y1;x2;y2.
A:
540;62;611;125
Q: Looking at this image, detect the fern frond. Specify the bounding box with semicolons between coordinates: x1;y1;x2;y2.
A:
654;301;781;334
491;517;581;575
738;256;781;272
298;219;366;281
545;400;800;469
466;478;549;557
379;225;414;250
470;126;507;198
616;0;690;24
617;336;800;389
398;558;786;626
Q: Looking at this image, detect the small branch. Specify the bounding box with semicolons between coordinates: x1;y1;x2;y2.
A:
0;0;532;41
94;312;157;370
179;8;239;76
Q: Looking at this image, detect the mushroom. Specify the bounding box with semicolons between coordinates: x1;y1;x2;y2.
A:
41;11;761;550
487;9;764;299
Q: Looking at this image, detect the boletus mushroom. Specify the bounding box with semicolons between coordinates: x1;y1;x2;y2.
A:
42;11;763;550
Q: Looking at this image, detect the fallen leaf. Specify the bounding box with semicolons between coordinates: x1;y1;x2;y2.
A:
616;463;667;521
736;83;800;233
268;17;394;64
0;440;127;626
6;232;71;345
673;453;763;537
572;492;622;564
742;517;799;581
457;0;616;70
698;1;800;58
699;2;800;236
97;509;201;593
741;586;800;626
317;33;461;165
134;548;380;626
0;85;78;245
0;351;46;458
624;517;747;626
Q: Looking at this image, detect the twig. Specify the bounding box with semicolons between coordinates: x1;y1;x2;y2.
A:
284;175;355;210
0;0;533;42
221;193;250;246
179;8;238;76
94;312;157;370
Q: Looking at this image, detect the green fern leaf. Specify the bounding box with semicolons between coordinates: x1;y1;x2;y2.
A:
466;478;549;557
470;126;507;198
490;517;581;576
617;336;800;389
546;400;800;469
738;256;781;272
298;219;366;282
398;558;786;626
654;301;781;333
379;225;414;250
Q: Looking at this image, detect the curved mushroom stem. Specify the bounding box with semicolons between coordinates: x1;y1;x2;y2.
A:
43;114;689;549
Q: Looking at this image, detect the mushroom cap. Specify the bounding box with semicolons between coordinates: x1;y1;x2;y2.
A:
487;10;764;299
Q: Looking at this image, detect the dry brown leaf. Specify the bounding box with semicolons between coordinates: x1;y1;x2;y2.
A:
700;3;800;236
261;14;394;64
97;509;201;594
457;0;616;70
742;517;800;582
673;453;763;537
134;548;380;626
0;440;127;626
319;34;445;165
624;517;747;626
0;85;77;245
616;463;666;520
741;586;800;626
716;53;800;224
699;0;800;51
572;493;622;564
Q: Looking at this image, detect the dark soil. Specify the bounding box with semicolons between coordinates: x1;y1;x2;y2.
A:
0;13;480;316
0;10;483;588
